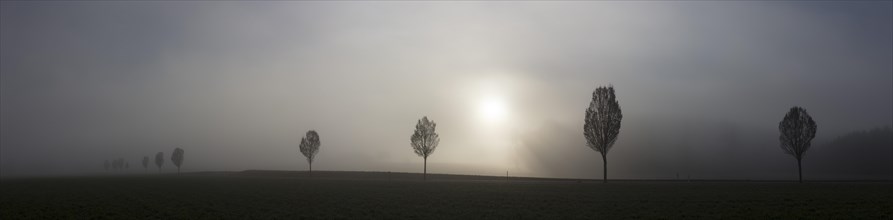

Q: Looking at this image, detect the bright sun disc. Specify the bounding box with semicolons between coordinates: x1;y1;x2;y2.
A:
479;96;507;123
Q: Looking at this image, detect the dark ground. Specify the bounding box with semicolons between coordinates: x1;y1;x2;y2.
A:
1;171;891;219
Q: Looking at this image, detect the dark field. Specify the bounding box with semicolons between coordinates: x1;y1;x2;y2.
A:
2;171;891;219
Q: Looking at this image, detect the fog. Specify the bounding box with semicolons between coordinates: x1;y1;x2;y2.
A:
2;1;891;179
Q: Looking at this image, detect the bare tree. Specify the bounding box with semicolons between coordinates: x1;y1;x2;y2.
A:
411;116;440;180
155;152;164;173
104;160;110;171
583;85;623;183
299;130;321;176
142;156;149;173
779;106;817;183
172;147;184;174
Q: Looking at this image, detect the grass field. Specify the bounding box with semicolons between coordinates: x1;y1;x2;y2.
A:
2;171;891;219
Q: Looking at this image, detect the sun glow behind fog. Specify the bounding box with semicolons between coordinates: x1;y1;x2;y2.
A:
462;74;524;174
472;74;517;128
479;95;508;123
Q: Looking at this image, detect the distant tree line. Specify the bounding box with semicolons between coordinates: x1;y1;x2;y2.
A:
808;126;891;179
104;158;128;171
102;147;185;174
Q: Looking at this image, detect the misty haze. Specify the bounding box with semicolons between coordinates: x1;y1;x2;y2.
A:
1;1;891;219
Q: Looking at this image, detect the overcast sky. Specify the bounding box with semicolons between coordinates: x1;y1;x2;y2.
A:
2;1;891;179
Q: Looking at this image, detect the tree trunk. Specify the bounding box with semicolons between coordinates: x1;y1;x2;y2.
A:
797;158;802;183
177;167;180;174
602;153;608;183
309;162;313;177
424;157;427;181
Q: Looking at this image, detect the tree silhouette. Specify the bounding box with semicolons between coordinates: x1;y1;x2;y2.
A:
104;160;110;171
411;116;440;180
779;106;817;183
142;156;149;173
583;85;623;183
155;152;164;173
172;147;184;174
299;130;321;176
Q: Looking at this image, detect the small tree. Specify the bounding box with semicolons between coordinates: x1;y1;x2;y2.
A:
583;85;623;183
299;130;321;176
155;152;164;172
104;160;110;171
411;116;440;180
172;148;184;174
142;156;149;173
779;106;817;183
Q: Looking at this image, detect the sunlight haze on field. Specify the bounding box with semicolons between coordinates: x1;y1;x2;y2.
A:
1;1;891;180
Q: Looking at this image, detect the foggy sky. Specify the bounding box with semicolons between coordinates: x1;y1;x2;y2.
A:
2;1;891;179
